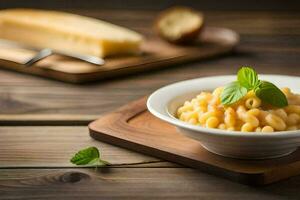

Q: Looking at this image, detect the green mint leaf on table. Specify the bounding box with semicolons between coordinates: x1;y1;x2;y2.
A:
237;66;260;89
70;146;110;166
221;81;247;105
255;81;288;108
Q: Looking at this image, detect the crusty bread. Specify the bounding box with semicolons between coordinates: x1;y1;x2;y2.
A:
155;7;204;44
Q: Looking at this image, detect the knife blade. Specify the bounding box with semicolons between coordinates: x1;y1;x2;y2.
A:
0;39;105;66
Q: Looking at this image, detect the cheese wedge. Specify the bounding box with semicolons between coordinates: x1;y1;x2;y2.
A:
0;9;143;58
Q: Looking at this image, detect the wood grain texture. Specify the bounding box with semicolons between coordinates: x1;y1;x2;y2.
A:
0;126;177;168
0;10;299;199
0;114;99;125
0;168;300;200
89;97;300;185
0;27;238;83
0;11;298;121
1;0;298;11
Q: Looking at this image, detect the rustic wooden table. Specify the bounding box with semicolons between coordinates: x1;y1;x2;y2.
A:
0;10;300;199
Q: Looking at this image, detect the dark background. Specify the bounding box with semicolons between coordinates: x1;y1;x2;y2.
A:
0;0;299;10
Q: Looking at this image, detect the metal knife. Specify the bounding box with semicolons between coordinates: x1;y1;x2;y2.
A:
0;39;105;66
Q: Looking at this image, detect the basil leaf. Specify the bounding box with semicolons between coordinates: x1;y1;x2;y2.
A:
237;66;259;89
255;81;288;107
70;146;109;166
221;81;247;105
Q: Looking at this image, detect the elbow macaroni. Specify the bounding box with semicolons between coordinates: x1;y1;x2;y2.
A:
177;87;300;132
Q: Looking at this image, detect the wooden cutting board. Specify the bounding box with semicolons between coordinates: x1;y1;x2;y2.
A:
0;27;238;83
89;97;300;185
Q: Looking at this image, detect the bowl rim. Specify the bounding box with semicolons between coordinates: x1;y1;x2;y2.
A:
147;74;300;139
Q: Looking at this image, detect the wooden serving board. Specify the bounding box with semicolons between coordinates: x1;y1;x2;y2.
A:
89;97;300;185
0;27;238;83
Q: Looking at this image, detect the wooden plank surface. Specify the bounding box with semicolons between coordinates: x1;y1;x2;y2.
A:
0;168;300;200
1;0;298;11
0;126;179;168
0;11;298;120
0;114;99;125
0;10;299;199
0;27;238;83
89;97;300;185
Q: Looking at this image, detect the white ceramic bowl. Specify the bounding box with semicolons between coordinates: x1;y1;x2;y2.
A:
147;75;300;159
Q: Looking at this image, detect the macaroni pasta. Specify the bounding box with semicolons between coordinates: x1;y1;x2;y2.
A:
177;87;300;132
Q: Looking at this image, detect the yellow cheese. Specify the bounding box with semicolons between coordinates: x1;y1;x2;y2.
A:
0;9;143;58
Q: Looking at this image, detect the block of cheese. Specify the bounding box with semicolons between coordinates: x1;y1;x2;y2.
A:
0;9;143;58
